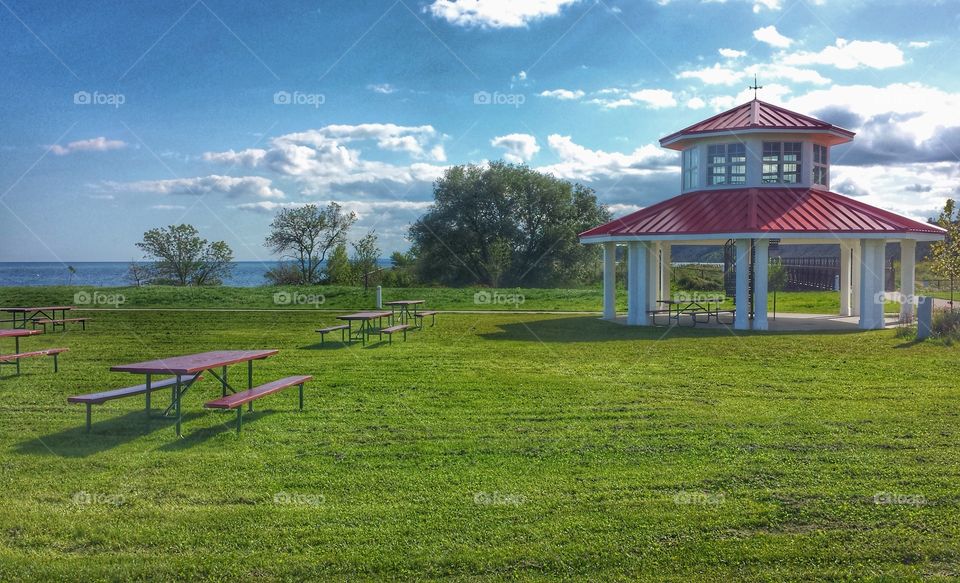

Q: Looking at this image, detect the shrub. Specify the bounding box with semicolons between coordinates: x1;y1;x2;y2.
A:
931;308;960;342
264;263;303;285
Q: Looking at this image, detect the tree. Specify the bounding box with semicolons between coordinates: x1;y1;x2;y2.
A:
350;231;381;289
127;261;154;287
326;243;352;285
136;224;233;286
409;162;610;287
264;203;357;285
930;199;960;309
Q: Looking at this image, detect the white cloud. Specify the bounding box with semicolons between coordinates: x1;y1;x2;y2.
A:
150;204;187;210
783;38;905;69
678;62;827;86
719;48;746;59
539;88;585;100
236;199;433;219
831;163;958;223
908;41;931;49
203;124;448;196
686;97;706;109
752;0;782;12
678;64;742;85
491;133;540;163
427;0;582;28
51;136;127;156
367;83;397;94
586;88;677;109
112;175;285;199
627;89;677;109
538;135;675;181
607;203;642;216
753;25;792;48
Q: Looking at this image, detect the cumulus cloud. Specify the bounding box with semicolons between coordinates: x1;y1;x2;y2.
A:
679;62;828;86
235;199;433;218
719;48;746;59
783;39;905;70
367;83;397;94
203;124;448;196
110;175;285;199
427;0;582;28
753;25;792;48
491;133;540;163
587;88;678;109
51;136;127;156
539;88;585;100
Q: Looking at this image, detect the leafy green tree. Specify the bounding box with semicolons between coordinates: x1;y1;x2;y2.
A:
350;231;381;288
264;203;357;284
930;199;960;309
409;162;610;286
326;243;352;285
136;224;233;286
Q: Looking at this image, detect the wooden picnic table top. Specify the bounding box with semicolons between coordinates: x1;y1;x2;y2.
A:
1;306;74;312
0;329;43;338
337;311;392;321
110;349;279;375
384;300;425;306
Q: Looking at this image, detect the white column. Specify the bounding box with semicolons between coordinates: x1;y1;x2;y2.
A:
602;242;616;320
753;239;769;330
839;240;852;317
900;239;916;323
646;242;659;312
851;241;862;317
660;243;672;303
627;242;641;325
734;239;751;330
859;239;886;330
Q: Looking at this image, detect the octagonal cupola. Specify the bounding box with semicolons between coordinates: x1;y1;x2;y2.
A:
659;99;855;193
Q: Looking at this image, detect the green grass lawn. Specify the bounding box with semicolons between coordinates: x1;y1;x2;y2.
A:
1;309;958;580
0;285;849;314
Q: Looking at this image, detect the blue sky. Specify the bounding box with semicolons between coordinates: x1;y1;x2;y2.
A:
1;0;959;262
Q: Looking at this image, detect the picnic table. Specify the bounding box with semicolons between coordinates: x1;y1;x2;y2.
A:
655;298;733;327
110;350;278;437
337;311;392;345
2;306;74;329
384;300;424;325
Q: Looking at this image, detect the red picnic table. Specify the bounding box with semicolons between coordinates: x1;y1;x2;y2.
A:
337;311;392;345
110;350;278;437
0;329;68;375
2;306;74;329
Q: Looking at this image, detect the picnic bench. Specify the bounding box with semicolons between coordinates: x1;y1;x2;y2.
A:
0;329;68;375
204;375;312;433
68;374;203;432
414;310;438;328
337;311;392;345
653;299;734;327
384;300;424;325
104;350;283;437
380;324;411;343
316;324;349;345
34;317;91;332
1;306;75;330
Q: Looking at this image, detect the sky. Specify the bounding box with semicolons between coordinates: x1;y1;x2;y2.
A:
1;0;959;262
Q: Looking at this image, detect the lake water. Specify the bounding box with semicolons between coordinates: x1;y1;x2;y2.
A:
0;261;387;287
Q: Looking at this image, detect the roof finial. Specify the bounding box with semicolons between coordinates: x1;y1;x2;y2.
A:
748;74;763;100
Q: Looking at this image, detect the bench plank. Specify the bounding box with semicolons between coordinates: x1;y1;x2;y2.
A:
316;324;349;333
204;375;313;410
68;374;201;404
0;348;68;362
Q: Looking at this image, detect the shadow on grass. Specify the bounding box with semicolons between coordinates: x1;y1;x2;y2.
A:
158;410;277;451
14;410;205;458
299;341;350;351
479;315;864;342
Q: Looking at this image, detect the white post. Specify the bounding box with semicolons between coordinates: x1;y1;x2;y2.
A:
753;240;769;330
660;242;672;303
734;239;751;330
839;241;852;317
376;286;383;309
859;239;885;330
627;242;641;325
603;242;616;320
900;239;916;323
851;241;862;317
646;242;659;312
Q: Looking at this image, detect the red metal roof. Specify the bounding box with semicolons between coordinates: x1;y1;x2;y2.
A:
659;100;855;149
580;188;944;239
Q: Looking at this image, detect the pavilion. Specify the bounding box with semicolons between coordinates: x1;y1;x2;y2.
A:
579;99;945;330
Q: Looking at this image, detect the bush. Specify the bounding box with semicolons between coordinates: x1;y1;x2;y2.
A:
264;263;303;285
932;309;960;342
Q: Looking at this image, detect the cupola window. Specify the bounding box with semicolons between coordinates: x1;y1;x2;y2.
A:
682;147;700;189
707;143;747;186
813;144;829;186
762;141;802;185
